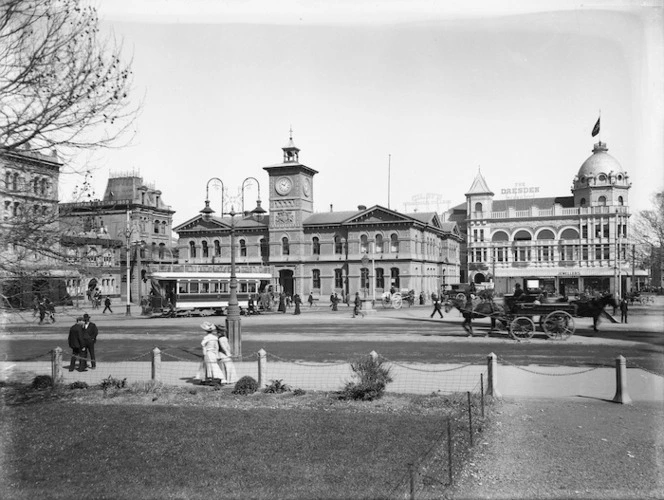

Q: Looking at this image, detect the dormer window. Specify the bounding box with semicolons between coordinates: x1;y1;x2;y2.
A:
598;196;607;206
580;176;586;184
580;198;586;207
474;202;482;213
598;174;607;182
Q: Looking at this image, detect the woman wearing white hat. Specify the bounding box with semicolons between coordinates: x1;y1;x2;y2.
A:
194;322;226;384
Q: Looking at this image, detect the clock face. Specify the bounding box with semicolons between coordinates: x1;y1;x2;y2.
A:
302;178;311;198
275;177;292;195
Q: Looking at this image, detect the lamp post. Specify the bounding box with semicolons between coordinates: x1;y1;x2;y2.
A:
200;177;265;359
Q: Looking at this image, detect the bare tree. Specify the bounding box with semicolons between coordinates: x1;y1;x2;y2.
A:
0;0;136;154
631;191;664;284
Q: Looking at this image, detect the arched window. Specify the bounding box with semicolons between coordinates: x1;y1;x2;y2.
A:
154;220;160;234
12;173;19;191
491;231;509;242
334;269;343;288
360;235;368;253
161;221;167;234
360;268;369;289
260;238;269;261
618;196;624;206
513;230;532;241
312;237;320;255
33;178;39;194
282;237;290;256
239;239;247;257
376;268;385;289
334;235;343;254
537;229;555;240
312;269;321;289
214;240;221;257
375;234;383;253
4;171;11;190
598;196;607;206
598;174;607;182
390;233;399;253
474;202;482;212
390;268;400;288
40;178;47;195
580;198;586;207
560;228;579;240
158;243;165;260
202;241;209;258
189;241;196;259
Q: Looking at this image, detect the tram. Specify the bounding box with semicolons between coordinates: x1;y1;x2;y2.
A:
148;270;273;315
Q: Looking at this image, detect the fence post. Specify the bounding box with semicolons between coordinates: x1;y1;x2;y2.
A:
612;355;632;404
486;352;501;398
467;391;473;447
480;373;485;419
446;417;453;485
151;347;161;381
51;347;63;385
408;463;416;500
258;349;267;388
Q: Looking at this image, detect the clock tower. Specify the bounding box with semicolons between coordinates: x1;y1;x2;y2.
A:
263;130;318;231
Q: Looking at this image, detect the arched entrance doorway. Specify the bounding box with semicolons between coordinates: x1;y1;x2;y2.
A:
279;269;294;297
474;273;486;284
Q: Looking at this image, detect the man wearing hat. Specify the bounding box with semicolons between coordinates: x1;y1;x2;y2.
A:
81;313;99;369
68;317;87;372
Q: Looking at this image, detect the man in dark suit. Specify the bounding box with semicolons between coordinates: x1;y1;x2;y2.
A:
68;317;87;372
81;313;99;369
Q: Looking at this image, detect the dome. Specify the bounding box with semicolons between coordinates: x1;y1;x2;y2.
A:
577;142;624;178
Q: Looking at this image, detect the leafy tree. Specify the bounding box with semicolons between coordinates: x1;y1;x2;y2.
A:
0;0;136;154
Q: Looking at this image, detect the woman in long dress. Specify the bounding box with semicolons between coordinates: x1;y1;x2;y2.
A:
215;325;238;384
194;322;226;384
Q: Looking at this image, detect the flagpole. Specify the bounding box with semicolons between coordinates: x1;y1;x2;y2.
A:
387;154;391;210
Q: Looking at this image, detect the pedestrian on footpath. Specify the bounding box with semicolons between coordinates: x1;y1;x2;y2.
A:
352;292;364;318
293;293;302;315
307;292;314;307
430;295;444;319
462;293;474;336
620;298;629;323
82;313;98;369
68;317;87;372
103;296;113;314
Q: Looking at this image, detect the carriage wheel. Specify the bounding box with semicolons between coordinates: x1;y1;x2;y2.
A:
392;295;403;309
456;293;466;301
381;297;391;308
510;317;535;340
542;311;575;340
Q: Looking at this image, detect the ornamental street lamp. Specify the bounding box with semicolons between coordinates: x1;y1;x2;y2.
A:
200;177;264;359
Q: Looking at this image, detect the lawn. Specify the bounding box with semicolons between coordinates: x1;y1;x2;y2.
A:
0;383;475;499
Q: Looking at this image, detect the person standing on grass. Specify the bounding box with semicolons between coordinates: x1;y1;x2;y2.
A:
103;296;113;314
620;298;629;323
194;322;225;385
81;313;98;369
68;317;87;372
430;295;444;319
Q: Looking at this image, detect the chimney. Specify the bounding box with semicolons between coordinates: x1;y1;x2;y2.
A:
330;204;333;212
358;205;366;211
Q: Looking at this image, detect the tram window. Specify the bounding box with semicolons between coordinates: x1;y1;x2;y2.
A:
189;282;199;293
210;282;219;293
178;283;187;294
248;282;257;293
240;282;248;293
200;282;210;293
220;282;228;293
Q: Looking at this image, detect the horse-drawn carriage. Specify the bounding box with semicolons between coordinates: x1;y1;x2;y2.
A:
444;291;617;341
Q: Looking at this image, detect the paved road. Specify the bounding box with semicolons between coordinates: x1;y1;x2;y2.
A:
2;302;663;373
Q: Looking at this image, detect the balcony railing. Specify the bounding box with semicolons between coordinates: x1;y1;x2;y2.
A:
469;205;630;220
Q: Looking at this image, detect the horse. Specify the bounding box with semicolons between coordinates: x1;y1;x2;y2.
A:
444;296;507;336
568;294;619;332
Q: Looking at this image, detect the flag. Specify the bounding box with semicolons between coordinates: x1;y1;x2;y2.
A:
591;117;600;137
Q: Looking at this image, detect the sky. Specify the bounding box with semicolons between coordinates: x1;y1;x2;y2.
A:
58;0;664;226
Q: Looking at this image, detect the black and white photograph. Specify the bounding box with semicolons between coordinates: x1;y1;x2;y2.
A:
1;1;663;498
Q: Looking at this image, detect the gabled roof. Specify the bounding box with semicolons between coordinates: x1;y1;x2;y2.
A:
343;206;418;225
465;170;494;196
303;211;360;225
174;214;268;233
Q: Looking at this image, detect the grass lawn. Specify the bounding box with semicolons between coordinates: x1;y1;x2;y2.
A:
0;383;473;499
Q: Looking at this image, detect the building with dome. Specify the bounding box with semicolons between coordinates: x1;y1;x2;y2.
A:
449;140;644;297
171;133;462;302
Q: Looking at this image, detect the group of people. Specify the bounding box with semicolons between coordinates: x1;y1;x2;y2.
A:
194;322;238;385
33;297;56;324
67;313;98;371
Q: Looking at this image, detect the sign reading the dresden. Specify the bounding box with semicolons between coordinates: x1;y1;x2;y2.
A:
500;182;540;199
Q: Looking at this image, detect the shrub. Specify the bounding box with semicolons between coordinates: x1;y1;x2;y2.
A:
293;388;306;396
68;381;89;390
232;376;259;395
338;355;393;401
100;376;127;391
262;379;292;394
31;375;53;389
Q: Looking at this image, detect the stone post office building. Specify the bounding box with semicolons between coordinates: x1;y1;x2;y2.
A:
173;134;462;299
